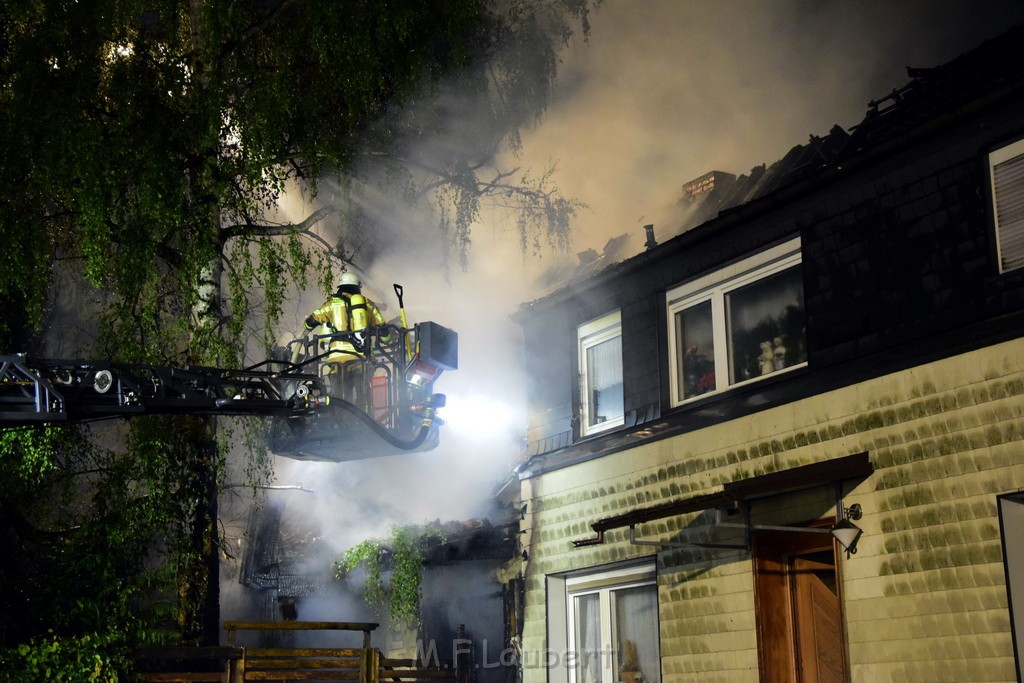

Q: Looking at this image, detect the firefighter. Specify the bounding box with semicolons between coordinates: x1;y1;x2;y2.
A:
304;273;390;403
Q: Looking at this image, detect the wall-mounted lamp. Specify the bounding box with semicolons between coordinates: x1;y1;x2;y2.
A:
704;501;865;557
831;503;863;557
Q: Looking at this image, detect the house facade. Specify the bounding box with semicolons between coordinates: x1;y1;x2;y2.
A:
512;26;1024;682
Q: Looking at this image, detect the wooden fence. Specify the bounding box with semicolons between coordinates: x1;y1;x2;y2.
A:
136;621;468;683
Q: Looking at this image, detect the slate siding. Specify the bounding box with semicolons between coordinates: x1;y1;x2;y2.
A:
803;100;1024;370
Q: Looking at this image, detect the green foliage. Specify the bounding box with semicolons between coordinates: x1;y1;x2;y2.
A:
338;538;388;613
0;0;595;669
0;0;594;358
388;526;437;628
220;416;275;501
0;417;218;655
0;425;68;486
124;415;225;641
0;630;128;682
336;525;446;628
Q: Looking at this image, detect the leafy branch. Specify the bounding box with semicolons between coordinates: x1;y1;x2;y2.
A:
334;525;446;628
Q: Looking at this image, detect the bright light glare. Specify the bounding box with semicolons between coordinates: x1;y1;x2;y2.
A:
440;395;516;438
105;42;134;63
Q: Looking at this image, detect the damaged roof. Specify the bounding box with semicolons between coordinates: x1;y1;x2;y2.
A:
526;22;1024;305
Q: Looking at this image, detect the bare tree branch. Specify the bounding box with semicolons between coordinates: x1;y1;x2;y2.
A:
220;205;332;241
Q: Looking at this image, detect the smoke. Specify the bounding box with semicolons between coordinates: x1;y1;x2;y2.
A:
221;0;1024;627
507;0;1024;251
220;171;539;632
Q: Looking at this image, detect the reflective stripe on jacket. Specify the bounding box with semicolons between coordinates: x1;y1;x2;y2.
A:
305;294;387;364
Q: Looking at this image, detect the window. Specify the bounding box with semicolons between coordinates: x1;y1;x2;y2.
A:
989;138;1024;273
578;311;623;435
548;564;661;683
666;238;806;406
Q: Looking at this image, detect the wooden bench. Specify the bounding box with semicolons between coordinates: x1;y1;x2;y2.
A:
224;621;379;682
235;646;366;681
139;675;231;683
224;621;379;649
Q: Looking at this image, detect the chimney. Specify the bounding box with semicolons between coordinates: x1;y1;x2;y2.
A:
644;224;658;250
577;248;599;266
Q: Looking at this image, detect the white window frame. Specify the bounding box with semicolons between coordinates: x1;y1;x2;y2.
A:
563;564;659;683
578;310;623;436
989;138;1024;274
666;237;805;407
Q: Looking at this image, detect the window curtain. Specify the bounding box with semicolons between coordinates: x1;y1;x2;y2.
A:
576;593;602;683
614;586;660;683
587;336;622;424
588;336;622;391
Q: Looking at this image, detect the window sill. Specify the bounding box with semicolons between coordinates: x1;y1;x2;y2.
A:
669;361;810;411
580;417;625;440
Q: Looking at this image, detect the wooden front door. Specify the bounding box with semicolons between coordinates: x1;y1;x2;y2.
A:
754;529;849;682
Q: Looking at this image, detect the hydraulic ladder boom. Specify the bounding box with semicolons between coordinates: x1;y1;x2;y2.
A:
0;318;456;461
0;354;322;427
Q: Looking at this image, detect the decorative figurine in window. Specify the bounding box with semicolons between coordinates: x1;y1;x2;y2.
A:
759;340;775;375
773;336;787;371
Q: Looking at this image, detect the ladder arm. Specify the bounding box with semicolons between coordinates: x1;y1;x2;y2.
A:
0;355;323;427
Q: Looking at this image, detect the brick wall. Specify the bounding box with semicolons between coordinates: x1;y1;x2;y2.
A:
519;337;1024;682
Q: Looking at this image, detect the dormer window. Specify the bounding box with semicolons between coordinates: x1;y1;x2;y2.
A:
666;238;806;406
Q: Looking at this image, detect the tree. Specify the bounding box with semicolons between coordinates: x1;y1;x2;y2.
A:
0;420;199;673
0;0;590;361
0;0;594;671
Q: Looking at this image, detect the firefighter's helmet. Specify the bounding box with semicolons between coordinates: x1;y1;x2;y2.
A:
339;272;361;289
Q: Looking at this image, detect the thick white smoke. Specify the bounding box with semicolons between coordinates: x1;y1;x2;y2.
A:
221;0;1024;628
508;0;1024;251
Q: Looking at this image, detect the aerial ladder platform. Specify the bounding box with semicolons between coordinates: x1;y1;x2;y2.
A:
0;309;457;462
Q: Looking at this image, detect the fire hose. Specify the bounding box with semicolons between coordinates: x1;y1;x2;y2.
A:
328;392;445;450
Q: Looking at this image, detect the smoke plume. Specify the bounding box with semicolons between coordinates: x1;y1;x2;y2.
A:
221;0;1024;630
